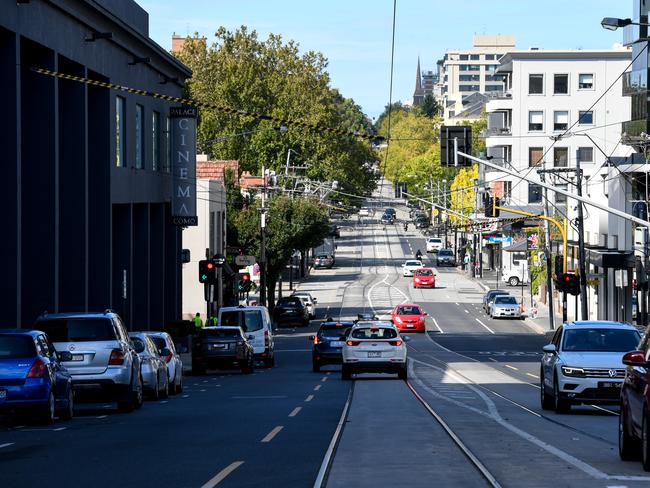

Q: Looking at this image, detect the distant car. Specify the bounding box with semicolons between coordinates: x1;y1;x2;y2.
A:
402;260;423;277
310;321;354;372
390;304;427;333
406;201;419;209
314;254;334;269
502;267;528;286
381;213;395;224
413;268;435;289
273;297;310;327
292;292;318;319
0;330;74;424
384;208;396;217
218;306;275;367
357;313;379;321
482;290;509;313
341;322;407;380
540;321;640;417
415;218;430;229
436;249;455;266
359;207;371;217
129;332;169;399
489;295;522;319
426;238;443;253
192;327;254;375
147;332;183;394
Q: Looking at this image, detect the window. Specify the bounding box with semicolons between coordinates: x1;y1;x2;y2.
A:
486;64;499;71
135;104;144;169
459;74;480;82
459;54;469;61
459;85;480;92
578;147;594;163
529;147;544;167
152;111;160;171
502;181;512;199
555;184;568;204
579;73;594;89
115;96;125;167
485;85;504;92
485;75;501;82
553;111;569;131
164;116;171;172
485;54;496;60
529;74;544;94
554;74;569;94
460;64;480;71
528;111;543;131
351;328;398;340
528;183;543;203
35;318;116;342
578;110;594;125
562;328;640;352
554;147;568;167
470;54;480;60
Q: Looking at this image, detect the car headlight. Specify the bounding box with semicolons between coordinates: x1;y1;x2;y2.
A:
561;366;585;377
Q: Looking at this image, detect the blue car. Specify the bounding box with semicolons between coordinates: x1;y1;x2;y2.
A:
0;330;74;423
310;321;354;372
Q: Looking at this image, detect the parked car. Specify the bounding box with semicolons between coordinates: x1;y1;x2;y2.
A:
384;208;396;217
147;332;183;394
415;217;430;229
406;201;419;209
34;311;143;412
402;260;423;277
0;330;74;423
309;321;354;372
359;207;371;217
218;306;275;367
314;254;334;269
413;268;435;289
381;213;395;224
502;266;528;286
129;333;169;399
482;290;509;313
436;249;456;266
341;322;408;380
191;327;254;375
426;237;444;253
489;295;522;319
292;292;318;319
273;297;310;328
390;304;427;333
540;321;640;416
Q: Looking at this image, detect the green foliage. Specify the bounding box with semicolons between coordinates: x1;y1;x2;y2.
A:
449;165;479;224
461;110;487;156
531;263;546;296
418;94;441;118
374;102;408;131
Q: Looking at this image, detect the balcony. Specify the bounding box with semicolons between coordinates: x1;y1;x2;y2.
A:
487;90;512;100
485;127;512;137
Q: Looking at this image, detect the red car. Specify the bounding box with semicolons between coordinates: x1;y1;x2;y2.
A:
390;304;427;332
413;268;435;289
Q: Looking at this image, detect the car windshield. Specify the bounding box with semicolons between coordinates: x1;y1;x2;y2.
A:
415;269;433;276
562;328;640;352
278;299;301;308
202;329;241;339
495;296;517;305
487;291;506;299
429;239;442;243
0;335;36;359
405;261;421;267
397;306;421;315
439;250;453;256
131;337;146;353
317;255;329;259
351;328;398;339
220;311;264;332
36;318;116;342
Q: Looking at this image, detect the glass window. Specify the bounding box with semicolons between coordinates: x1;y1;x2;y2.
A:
555;184;568;204
562;328;639;352
578;147;593;162
554;147;568;167
553;111;569;131
578;73;594;89
529;74;544;94
578;111;594;125
459;74;480;82
554;74;569;94
485;85;504;92
528;111;543;131
485;54;496;60
0;335;36;359
459;85;480;92
36;318;117;342
470;54;480;60
150;336;166;352
135;104;144;169
529;147;544;167
115;96;125;167
152;111;160;171
351;328;398;340
459;54;469;61
495;296;517;305
396;305;422;315
528;183;543;203
503;181;512;199
131;337;146;353
201;328;241;338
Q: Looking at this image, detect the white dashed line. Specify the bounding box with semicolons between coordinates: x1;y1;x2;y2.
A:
475;318;495;334
305;394;314;402
526;373;539;379
321;377;328;382
201;461;245;488
96;415;108;419
505;365;518;371
261;426;284;443
289;407;302;417
314;384;322;391
0;443;14;449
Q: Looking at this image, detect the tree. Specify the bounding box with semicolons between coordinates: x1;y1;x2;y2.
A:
418;94;441;118
374;101;409;132
449;165;479;225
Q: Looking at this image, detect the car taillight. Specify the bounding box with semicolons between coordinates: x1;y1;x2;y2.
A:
165;353;174;363
264;331;270;347
313;336;321;345
108;349;125;365
389;340;403;347
26;359;47;378
346;340;360;346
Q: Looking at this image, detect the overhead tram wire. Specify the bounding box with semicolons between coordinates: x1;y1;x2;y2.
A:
378;0;398;191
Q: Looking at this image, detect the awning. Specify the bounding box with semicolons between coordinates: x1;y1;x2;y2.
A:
504;239;527;252
585;247;634;269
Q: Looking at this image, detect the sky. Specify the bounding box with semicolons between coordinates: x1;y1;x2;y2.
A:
141;0;630;120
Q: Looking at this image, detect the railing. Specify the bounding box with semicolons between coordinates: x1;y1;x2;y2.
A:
487;91;512;100
485;127;512;137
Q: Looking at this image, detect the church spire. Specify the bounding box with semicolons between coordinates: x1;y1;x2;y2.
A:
413;57;424;106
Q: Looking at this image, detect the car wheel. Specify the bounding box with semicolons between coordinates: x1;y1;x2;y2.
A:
540;371;553;410
160;374;169;399
398;365;407;380
508;277;520;287
553;374;570;413
643;411;650;471
620;401;640;461
312;358;321;372
341;364;352;380
41;391;56;425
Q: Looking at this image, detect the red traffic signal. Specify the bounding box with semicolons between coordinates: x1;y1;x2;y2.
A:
241;273;251;282
557;272;580;295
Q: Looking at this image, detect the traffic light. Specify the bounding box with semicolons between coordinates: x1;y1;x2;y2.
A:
199;260;217;284
238;273;252;293
558;273;580;295
483;194;500;218
553;255;564;283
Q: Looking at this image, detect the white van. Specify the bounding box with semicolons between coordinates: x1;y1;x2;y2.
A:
502;256;529;286
218;306;275;367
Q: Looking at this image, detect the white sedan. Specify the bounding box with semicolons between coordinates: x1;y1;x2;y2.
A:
292;292;317;319
402;260;423;277
341;322;408;380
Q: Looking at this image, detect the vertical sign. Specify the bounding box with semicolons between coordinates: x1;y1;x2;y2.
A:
170;106;198;226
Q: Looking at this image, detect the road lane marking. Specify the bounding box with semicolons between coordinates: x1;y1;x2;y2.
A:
326;372;331;375
431;318;444;333
475;318;495;334
505;365;518;371
305;394;314;402
96;415;108;419
0;443;14;449
526;373;539;379
182;395;190;398
455;302;460;306
261;426;284;443
314;384;322;391
231;395;287;399
288;407;302;417
159;400;169;404
464;309;469;314
321;377;328;382
201;461;244;488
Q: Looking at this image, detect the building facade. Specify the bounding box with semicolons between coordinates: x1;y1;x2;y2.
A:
485;48;635;322
0;1;191;328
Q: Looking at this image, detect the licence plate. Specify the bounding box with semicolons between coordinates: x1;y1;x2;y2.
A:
406;324;414;328
599;382;620;389
368;352;381;358
0;390;6;401
212;344;226;349
330;341;343;347
71;354;84;361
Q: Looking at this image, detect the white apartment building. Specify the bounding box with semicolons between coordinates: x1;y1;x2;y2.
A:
485;48;636;322
437;35;516;122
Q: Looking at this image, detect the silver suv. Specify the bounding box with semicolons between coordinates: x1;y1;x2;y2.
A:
34;311;143;412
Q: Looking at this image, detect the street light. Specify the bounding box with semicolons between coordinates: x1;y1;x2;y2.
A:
601;17;633;30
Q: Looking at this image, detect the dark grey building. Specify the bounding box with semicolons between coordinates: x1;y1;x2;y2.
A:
0;0;192;329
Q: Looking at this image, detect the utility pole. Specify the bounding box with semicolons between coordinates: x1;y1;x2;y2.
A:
540;172;555;330
259;164;267;307
443;179;448;247
575;152;589;320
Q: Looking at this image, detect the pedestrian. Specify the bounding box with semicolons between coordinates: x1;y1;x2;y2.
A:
463;254;470;271
207;316;218;326
193;312;203;329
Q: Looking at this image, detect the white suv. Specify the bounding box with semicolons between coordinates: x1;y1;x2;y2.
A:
540;321;641;413
426;238;443;253
341;322;408;380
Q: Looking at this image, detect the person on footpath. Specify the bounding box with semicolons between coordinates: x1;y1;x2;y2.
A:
193;312;203;329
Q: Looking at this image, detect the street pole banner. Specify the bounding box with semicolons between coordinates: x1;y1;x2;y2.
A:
170;106;198;226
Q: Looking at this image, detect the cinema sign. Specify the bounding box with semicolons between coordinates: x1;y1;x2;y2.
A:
170;106;198;226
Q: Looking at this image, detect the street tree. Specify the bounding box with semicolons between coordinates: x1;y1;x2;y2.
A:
449;165;479;224
418;94;441;118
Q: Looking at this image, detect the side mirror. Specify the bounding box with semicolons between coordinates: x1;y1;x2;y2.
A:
423;312;428;316
313;298;318;304
542;344;556;354
623;350;647;366
57;351;73;362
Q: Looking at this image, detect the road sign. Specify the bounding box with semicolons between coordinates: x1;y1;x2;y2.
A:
235;255;256;266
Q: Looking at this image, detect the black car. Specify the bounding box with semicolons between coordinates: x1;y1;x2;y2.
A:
309;321;354;372
381;213;395;224
192;326;254;375
273;297;310;327
415;217;430;229
436;248;455;266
